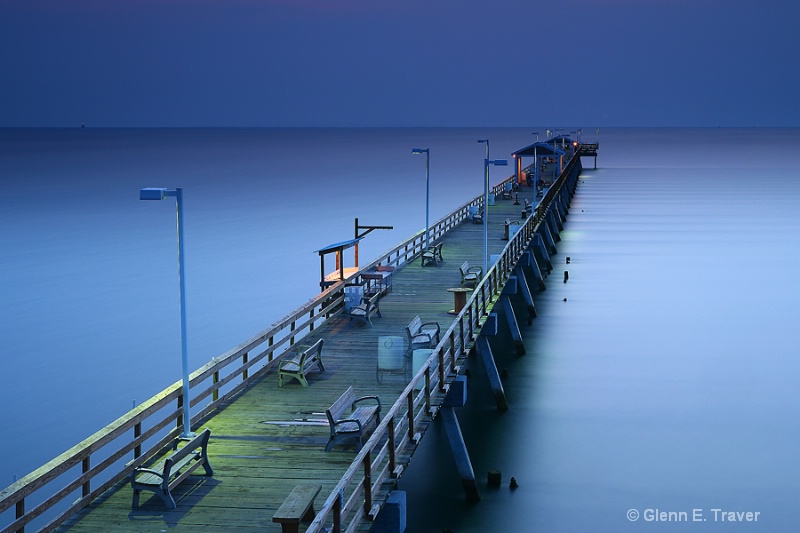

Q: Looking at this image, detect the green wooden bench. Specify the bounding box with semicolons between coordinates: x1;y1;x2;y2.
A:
459;261;482;287
278;339;325;387
347;292;382;327
272;484;323;533
325;386;381;452
131;428;213;509
405;315;441;354
421;241;444;266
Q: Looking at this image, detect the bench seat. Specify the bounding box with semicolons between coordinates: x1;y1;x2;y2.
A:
347;292;382;327
131;428;213;509
278;339;325;387
421;242;444;266
325;386;381;452
405;315;440;353
460;261;482;287
273;484;323;533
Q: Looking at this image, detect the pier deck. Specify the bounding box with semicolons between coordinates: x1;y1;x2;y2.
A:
56;188;539;532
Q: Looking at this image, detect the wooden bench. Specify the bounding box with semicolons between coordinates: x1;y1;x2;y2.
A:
131;428;213;509
405;315;441;353
272;484;323;533
325;386;381;452
472;208;483;224
521;198;532;218
347;292;382;327
421;241;444;266
278;339;325;387
460;261;483;287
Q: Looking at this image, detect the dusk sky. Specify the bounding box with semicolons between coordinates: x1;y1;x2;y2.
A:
2;0;798;128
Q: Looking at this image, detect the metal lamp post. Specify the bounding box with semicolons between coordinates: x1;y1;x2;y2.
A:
139;187;194;438
412;148;430;250
478;140;490;272
478;141;508;273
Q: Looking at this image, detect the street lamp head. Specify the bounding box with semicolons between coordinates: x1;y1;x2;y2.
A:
140;188;169;200
411;148;428;155
477;139;488;144
489;159;508;166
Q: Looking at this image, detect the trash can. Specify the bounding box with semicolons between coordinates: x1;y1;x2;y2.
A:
412;349;434;390
344;285;363;311
377;336;405;383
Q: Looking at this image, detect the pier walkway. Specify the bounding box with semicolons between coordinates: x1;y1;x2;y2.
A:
1;143;586;533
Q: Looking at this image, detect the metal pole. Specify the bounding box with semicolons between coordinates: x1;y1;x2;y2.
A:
425;150;430;250
479;140;490;273
412;148;431;250
483;157;489;273
174;188;193;437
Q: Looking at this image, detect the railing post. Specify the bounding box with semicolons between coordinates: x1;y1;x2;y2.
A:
177;393;184;431
82;456;90;498
16;497;25;533
333;490;342;533
424;367;431;413
438;348;446;391
242;351;249;380
134;422;142;459
388;418;397;475
363;451;372;514
212;370;219;402
406;392;415;440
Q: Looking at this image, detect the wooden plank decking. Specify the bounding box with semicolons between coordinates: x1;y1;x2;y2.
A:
55;187;539;533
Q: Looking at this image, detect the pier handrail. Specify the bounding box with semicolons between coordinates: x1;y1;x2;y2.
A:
304;151;583;533
1;146;581;533
0;170;516;533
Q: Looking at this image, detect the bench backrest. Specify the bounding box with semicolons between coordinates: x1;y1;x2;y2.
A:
406;315;422;337
327;386;356;423
367;292;380;308
163;428;211;477
300;338;324;362
459;262;470;276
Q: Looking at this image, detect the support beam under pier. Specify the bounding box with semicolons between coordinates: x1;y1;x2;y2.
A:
500;278;525;355
531;234;553;272
441;407;481;502
476;316;508;411
513;265;537;323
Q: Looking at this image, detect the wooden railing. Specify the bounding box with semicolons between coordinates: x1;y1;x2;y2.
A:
304;150;583;533
0;170;519;533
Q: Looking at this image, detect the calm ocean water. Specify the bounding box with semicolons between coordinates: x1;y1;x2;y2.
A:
0;127;530;484
399;128;800;532
2;128;799;531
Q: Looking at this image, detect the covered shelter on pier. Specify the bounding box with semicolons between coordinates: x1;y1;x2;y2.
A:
512;141;566;191
314;237;363;291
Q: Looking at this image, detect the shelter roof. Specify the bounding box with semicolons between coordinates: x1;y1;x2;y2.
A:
314;237;362;255
512;142;565;157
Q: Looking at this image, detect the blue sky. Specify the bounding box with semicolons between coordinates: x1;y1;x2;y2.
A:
2;0;798;127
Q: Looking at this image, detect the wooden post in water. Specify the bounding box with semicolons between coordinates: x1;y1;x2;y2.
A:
531;233;553;272
440;376;480;502
518;251;546;291
500;278;525;355
513;265;537;323
476;315;508;410
539;223;558;255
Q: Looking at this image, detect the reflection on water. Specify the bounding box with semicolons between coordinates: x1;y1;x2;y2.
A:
399;132;800;532
2;129;800;532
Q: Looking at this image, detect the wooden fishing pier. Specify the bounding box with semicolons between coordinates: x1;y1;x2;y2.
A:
1;138;591;533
